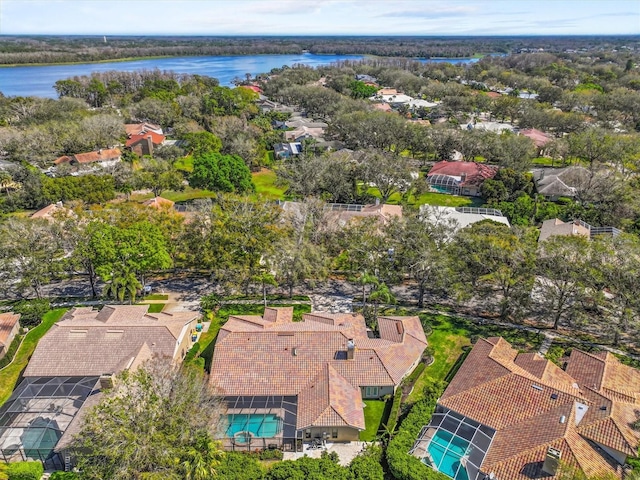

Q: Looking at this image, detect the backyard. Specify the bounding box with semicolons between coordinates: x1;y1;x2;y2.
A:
0;308;68;406
360;399;387;441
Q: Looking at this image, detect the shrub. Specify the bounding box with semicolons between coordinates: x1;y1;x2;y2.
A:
0;463;8;480
6;461;44;480
350;445;384;480
183;342;201;363
386;382;448;480
49;472;80;480
11;299;51;328
0;334;23;369
385;387;404;434
218;452;265;480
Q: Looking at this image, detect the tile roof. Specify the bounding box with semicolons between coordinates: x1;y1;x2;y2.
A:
427;161;498;187
211;308;426;430
0;312;20;346
125;123;162;136
61;148;121;165
538;218;591;243
24;306;198;377
125;131;166;147
297;365;365;430
143;196;175;208
520;128;552;148
430;337;639;480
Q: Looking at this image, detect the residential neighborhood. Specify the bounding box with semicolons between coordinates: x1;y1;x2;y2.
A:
0;18;639;480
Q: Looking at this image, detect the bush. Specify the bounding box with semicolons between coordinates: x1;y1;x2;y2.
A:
350;445;384;480
11;300;51;328
6;461;44;480
183;342;201;363
0;463;7;480
385;387;404;434
386;382;448;480
49;472;80;480
0;334;23;369
218;452;265;480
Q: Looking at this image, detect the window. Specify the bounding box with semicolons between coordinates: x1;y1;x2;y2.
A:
305;429;311;439
331;429;338;439
365;387;379;398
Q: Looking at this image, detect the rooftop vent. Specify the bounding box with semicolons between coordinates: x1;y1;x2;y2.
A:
532;384;543;391
559;416;566;424
347;339;355;360
600;405;607;411
99;373;115;391
550;393;558;400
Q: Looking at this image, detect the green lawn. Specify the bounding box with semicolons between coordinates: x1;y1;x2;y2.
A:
360;399;387;441
0;308;68;406
142;303;165;313
161;187;218;203
365;186;482;208
174;155;194;173
143;294;169;301
252;169;287;200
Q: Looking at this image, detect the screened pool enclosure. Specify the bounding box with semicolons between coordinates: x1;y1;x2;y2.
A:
411;407;496;480
0;376;98;469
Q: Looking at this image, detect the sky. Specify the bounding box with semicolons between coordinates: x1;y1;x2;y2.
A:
0;0;639;36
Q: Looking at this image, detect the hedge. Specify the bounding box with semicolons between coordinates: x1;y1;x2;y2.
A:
183;341;201;363
385;387;403;434
6;461;44;480
49;472;80;480
0;334;23;369
386;382;449;480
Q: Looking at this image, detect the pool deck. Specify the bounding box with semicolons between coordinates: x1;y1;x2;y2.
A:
283;441;372;466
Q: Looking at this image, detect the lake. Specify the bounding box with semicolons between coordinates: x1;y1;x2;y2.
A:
0;53;478;98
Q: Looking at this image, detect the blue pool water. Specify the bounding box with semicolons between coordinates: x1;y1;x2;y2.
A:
424;429;470;480
226;414;280;440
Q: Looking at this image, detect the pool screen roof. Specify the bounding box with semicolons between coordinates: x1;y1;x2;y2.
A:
427;174;462;188
412;408;496;480
225;395;298;440
0;376;99;463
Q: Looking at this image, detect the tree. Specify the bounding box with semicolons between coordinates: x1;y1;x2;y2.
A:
349;445;384;480
349;80;378;99
358;149;414;203
535;234;591;329
450;221;537;320
189;152;254;193
73;358;225;480
369;282;396;329
183;131;222;157
0;218;65;299
135;159;184;197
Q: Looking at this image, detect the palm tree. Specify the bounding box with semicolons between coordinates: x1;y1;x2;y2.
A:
103;267;141;304
369;282;396;331
180;433;223;480
356;271;379;309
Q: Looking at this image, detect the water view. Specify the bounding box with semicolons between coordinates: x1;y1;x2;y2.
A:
0;53;478;98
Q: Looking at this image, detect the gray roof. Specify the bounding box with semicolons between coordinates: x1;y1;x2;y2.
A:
24;306;198;377
532;166;592;198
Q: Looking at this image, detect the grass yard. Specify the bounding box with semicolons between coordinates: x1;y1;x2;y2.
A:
360;399;388;441
174;155;194;173
161;187;218;203
143;294;169;301
142;303;165;313
365;186;482;208
252;168;287;200
0;308;68;406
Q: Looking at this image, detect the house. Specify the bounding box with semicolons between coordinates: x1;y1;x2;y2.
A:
284;126;326;142
0;305;199;468
278;201;402;231
126;131;166;156
0;312;20;360
520;128;553;155
539;218;621;243
30;202;70;221
274;142;303;159
532;166;593;201
411;337;639;480
210;307;427;451
427;161;498;197
143;196;175;209
355;74;378;85
124;122;163;137
420;206;510;233
54;148;121;169
464;121;515;133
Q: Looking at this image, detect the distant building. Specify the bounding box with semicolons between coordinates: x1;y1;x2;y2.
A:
532;166;593;201
126;131;166;157
539;218;621;243
274;142;303;159
54;148;121;169
420;206;510;233
427;161;498;197
143;196;175;209
124;123;163;137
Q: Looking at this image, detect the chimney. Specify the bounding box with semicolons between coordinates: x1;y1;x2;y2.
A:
98;149;103;154
347;339;355;360
542;447;561;475
99;373;115;390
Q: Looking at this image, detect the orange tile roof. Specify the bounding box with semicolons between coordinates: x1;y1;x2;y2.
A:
125;122;162;136
126;131;166;147
0;312;20;346
142;196;175;208
427;338;638;480
72;148;121;164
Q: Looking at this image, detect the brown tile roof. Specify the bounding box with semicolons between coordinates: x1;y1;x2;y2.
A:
211;308;426;430
0;312;20;346
297;365;365;430
24;306;198;377
125;122;162;136
430;338;639;480
520;128;552;148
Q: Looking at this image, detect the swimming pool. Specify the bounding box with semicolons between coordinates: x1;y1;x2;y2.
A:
226;413;281;441
423;429;470;480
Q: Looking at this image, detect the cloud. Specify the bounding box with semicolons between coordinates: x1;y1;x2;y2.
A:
378;4;478;19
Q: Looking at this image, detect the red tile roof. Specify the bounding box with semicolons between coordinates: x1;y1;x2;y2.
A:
125;123;162;136
65;148;121;164
520;128;552;148
142;196;175;209
126;131;166;147
427;160;498;187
